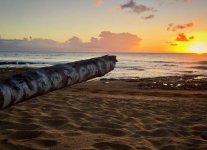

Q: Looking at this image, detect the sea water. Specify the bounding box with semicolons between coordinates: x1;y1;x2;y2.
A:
0;51;207;79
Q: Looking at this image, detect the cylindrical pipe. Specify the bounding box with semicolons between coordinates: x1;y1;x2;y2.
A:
0;55;117;110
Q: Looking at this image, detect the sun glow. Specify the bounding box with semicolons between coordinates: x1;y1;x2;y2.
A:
171;31;207;53
189;43;207;54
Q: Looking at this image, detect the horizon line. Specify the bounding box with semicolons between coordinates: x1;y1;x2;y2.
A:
0;50;206;55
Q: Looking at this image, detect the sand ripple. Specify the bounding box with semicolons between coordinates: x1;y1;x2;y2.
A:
0;80;207;150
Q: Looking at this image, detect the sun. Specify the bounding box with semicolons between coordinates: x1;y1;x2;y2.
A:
189;43;207;54
170;31;207;53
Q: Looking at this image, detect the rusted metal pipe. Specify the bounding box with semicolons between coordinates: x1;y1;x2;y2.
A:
0;55;117;110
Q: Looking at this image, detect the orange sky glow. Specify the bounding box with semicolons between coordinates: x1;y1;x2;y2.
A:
0;0;207;53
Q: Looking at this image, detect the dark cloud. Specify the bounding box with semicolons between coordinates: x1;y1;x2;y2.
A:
189;36;194;40
142;14;155;20
167;22;194;31
160;0;192;3
121;0;136;9
121;0;156;14
0;31;142;52
158;0;193;5
170;43;178;46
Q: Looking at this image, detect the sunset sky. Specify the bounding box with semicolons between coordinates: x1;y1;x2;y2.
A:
0;0;207;53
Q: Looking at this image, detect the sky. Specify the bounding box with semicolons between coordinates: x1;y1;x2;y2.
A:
0;0;207;53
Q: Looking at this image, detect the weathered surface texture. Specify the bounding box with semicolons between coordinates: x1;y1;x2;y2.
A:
0;55;117;109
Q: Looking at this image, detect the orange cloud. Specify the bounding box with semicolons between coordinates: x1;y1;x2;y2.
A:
0;31;142;52
87;31;142;51
176;33;194;42
176;33;188;41
65;31;142;52
95;0;102;7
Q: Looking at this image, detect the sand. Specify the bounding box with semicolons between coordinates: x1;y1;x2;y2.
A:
0;69;207;150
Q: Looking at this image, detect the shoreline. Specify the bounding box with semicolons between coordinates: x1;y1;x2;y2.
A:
1;68;207;91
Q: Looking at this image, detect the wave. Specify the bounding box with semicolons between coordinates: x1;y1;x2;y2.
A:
117;66;144;71
150;61;175;64
0;61;47;65
162;64;177;67
197;61;207;65
148;60;207;65
191;66;207;70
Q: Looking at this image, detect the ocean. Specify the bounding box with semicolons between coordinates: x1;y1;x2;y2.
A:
0;51;207;79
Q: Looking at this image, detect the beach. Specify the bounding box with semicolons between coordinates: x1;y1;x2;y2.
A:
1;0;207;149
0;68;206;150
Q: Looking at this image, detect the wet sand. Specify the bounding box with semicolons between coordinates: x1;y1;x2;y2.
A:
0;69;207;150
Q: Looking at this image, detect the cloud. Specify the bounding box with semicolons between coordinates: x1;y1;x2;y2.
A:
86;31;142;51
166;41;178;46
120;0;156;14
189;36;194;40
166;32;194;46
94;0;102;7
167;22;194;31
0;31;142;52
176;33;194;42
158;0;193;5
0;38;60;52
176;33;189;41
160;0;192;3
142;14;155;20
170;43;178;46
166;22;195;46
121;0;136;9
176;0;192;2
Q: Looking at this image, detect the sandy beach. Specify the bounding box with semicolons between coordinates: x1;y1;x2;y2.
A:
0;69;207;150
